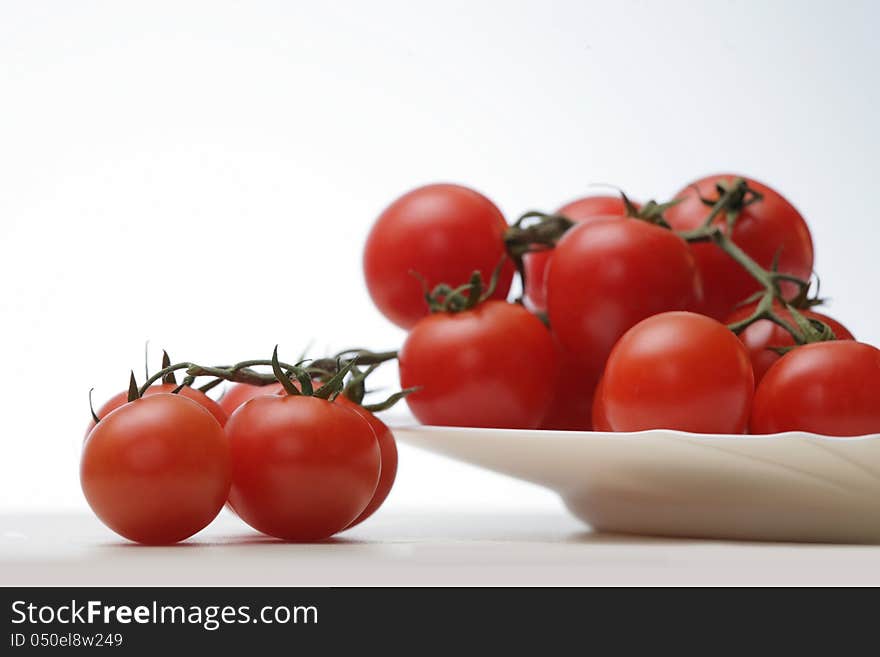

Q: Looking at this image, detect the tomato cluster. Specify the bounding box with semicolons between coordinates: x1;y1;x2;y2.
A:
82;353;398;545
363;178;880;438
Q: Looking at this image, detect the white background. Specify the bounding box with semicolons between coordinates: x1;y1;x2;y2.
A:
1;0;878;514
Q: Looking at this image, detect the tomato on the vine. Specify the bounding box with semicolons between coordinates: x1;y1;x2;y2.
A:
334;395;398;529
665;174;814;320
399;299;558;429
81;393;230;544
363;183;514;329
523;195;632;312
602;312;754;433
546;217;702;384
218;382;283;416
87;383;227;436
725;302;854;383
750;341;880;437
227;394;380;541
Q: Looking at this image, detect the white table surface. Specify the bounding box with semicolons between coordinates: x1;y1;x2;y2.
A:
4;510;880;586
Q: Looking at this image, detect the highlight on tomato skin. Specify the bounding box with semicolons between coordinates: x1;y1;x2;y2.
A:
399;299;559;430
81;393;231;545
363;183;515;330
600;311;755;434
725;301;855;384
665;173;814;321
750;341;880;437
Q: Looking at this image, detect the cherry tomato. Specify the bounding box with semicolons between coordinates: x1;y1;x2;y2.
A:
334;396;398;529
218;382;284;416
227;394;380;541
363;184;514;329
81;394;230;544
523;195;632;312
399;300;558;428
602;312;754;433
725;302;854;383
591;375;612;432
750;341;880;436
86;383;227;437
546;218;702;384
539;339;596;431
665;174;814;320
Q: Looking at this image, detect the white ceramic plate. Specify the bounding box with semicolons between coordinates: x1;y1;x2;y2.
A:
390;419;880;544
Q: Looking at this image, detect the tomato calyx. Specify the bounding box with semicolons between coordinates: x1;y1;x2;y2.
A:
688;176;764;233
415;258;507;314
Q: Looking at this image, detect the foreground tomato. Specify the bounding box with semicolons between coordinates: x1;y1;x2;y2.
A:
725;302;854;383
399;300;558;428
523;195;631;312
87;384;227;436
363;183;514;329
335;396;398;529
665;174;814;320
750;341;880;436
218;382;283;416
546;218;702;384
81;394;230;544
227;394;380;541
602;312;754;433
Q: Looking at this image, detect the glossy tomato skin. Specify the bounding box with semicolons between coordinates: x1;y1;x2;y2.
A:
363;183;514;329
725;302;854;383
227;395;380;541
665;174;814;320
399;300;558;429
334;397;398;529
750;341;880;437
603;312;754;433
591;375;612;432
546;218;702;384
81;394;230;544
218;382;284;416
524;195;632;312
87;384;227;437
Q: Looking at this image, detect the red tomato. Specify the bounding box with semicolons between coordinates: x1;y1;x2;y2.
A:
539;339;597;431
334;396;398;529
227;395;380;541
363;184;514;329
665;174;814;320
81;394;230;544
750;341;880;436
399;300;558;428
218;382;284;416
221;382;396;528
524;195;631;312
87;383;227;436
725;302;854;383
591;375;612;432
602;312;754;433
546;218;702;384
